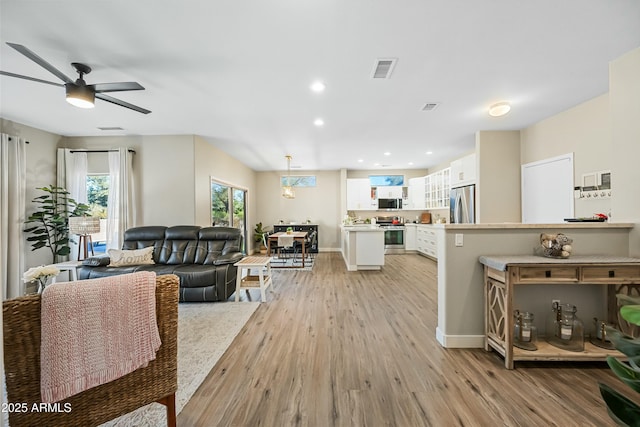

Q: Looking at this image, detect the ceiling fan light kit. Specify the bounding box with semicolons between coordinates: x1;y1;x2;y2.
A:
1;42;150;114
65;83;95;108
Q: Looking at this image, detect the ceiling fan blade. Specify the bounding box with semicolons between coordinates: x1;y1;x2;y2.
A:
6;42;74;84
96;93;151;114
90;82;145;93
0;70;64;87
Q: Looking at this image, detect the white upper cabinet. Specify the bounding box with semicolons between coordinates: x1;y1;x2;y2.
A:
408;177;426;209
450;153;476;188
375;186;403;199
347;178;374;210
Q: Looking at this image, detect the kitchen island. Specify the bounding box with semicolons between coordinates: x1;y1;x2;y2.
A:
341;225;385;271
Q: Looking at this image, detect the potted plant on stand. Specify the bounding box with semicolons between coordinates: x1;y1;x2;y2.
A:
254;222;268;254
24;185;90;263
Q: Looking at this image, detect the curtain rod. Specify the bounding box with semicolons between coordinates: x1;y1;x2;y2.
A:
68;149;136;154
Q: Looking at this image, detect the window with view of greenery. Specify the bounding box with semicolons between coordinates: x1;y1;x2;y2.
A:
211;179;247;253
87;175;109;218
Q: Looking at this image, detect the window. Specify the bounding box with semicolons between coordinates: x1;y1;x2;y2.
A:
86;174;109;253
280;175;317;187
211;178;247;253
369;175;404;186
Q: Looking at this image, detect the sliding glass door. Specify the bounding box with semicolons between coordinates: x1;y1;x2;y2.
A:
211;179;247;253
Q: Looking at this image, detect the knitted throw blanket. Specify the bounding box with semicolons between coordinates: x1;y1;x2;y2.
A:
40;271;160;403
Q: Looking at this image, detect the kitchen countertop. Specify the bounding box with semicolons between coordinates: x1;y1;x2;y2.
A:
342;225;384;232
441;222;633;230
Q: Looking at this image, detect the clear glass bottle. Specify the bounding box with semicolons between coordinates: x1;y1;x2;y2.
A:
547;303;584;352
514;310;537;351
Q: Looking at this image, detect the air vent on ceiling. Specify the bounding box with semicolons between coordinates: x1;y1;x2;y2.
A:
97;126;124;131
371;58;397;79
421;102;440;112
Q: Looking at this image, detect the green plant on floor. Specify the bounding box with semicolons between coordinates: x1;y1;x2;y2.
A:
24;185;90;263
254;222;268;248
599;294;640;426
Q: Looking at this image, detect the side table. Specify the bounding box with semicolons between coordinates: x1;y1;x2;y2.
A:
234;256;273;302
51;260;84;283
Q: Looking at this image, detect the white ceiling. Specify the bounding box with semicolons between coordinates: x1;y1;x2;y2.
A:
1;1;639;172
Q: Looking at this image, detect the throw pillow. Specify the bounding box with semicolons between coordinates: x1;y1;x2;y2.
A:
108;247;155;267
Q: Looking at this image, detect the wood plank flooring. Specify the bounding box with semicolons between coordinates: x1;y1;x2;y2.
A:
179;252;635;426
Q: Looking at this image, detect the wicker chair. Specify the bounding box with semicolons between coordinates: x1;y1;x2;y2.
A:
3;274;179;427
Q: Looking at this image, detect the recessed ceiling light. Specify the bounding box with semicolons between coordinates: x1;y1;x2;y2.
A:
313;118;324;127
358;159;364;163
310;81;326;93
373;162;380;166
489;102;511;117
384;152;391;156
426;151;433;155
408;162;414;165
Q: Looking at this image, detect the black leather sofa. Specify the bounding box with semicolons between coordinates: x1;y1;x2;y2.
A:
79;225;245;302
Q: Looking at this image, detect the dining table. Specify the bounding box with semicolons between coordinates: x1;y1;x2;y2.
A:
267;231;309;268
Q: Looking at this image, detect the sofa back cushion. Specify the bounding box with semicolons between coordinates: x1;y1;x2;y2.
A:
195;227;243;265
158;226;200;264
122;226;167;263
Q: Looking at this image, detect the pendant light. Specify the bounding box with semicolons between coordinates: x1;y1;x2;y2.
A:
282;155;295;199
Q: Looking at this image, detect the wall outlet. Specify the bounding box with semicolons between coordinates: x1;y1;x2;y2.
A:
455;234;464;247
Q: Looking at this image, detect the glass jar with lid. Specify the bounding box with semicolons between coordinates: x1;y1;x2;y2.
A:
547;303;584;352
514;310;537;351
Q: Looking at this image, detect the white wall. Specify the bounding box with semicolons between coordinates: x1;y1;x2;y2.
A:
520;94;612;218
256;169;341;250
1;119;60;270
194;136;257;250
610;47;640;257
62;135;196;226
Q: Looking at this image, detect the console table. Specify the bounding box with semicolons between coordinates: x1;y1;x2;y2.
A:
479;255;640;369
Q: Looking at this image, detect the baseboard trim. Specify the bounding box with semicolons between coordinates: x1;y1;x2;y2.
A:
436;327;484;348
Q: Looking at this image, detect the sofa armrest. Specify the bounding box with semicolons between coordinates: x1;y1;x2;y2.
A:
213;252;244;266
82;255;111;267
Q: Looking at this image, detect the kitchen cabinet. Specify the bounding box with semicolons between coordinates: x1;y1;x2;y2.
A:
347;178;374;210
404;224;417;251
479;255;640;369
374;186;403;199
450;153;476;188
408;177;426;209
425;168;450;209
416;225;437;259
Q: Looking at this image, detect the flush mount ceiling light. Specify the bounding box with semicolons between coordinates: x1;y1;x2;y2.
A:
310;81;326;93
489;102;511;117
282;155;295;199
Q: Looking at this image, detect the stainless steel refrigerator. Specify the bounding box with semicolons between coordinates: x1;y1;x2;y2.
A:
450;184;475;224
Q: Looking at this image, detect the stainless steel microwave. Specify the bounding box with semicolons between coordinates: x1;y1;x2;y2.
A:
378;198;402;209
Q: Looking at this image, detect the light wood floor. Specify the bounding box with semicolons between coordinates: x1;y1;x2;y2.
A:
179;252;633;426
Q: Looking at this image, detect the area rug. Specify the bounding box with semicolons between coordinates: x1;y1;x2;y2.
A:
101;301;260;426
270;256;315;271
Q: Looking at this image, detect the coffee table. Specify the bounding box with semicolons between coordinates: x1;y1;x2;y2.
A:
234;256;273;302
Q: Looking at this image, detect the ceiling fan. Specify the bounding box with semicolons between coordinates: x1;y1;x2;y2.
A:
0;42;151;114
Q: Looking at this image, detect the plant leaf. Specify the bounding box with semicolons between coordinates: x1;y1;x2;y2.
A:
621;305;640;326
617;294;640;306
607;357;640;394
599;382;640;426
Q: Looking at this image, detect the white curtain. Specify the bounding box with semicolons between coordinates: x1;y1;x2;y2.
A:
57;148;88;260
1;134;26;299
107;148;136;250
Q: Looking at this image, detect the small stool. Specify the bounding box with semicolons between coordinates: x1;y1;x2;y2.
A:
234;256;273;302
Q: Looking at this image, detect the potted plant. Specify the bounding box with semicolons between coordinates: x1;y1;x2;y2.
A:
24;185;90;263
599;294;640;425
254;222;268;254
